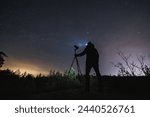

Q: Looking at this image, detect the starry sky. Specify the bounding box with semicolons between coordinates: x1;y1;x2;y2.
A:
0;0;150;75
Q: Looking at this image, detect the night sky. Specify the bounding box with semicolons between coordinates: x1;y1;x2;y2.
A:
1;0;150;75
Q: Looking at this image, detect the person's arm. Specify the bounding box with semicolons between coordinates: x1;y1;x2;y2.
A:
75;48;86;57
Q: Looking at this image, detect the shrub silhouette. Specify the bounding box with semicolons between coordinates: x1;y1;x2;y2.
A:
112;51;150;76
0;51;8;68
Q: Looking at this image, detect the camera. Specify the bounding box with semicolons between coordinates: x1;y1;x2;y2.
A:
74;45;79;50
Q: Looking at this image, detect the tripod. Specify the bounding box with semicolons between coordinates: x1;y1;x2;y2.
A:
68;48;82;76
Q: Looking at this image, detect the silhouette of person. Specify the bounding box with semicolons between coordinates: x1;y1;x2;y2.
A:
75;42;101;91
0;51;8;68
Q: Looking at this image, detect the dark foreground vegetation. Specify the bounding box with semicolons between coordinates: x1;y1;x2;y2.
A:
0;69;150;100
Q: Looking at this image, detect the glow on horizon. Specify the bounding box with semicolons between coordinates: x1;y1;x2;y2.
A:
3;60;50;76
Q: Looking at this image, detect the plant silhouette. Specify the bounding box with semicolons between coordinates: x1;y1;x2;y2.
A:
0;51;8;68
75;42;102;91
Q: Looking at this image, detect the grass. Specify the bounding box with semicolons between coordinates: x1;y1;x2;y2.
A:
0;69;150;100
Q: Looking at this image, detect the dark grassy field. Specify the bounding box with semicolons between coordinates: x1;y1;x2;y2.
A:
0;69;150;100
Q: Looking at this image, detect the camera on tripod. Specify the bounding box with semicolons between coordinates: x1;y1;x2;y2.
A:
74;45;79;51
68;45;82;77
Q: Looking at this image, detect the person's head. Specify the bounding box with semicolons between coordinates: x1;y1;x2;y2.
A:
87;41;94;48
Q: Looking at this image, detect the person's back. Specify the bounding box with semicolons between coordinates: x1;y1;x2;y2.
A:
85;44;99;65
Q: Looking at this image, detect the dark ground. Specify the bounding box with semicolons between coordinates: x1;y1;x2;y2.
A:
0;70;150;100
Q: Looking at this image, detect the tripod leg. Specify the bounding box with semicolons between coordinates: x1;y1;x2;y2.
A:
75;57;82;76
68;57;75;73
